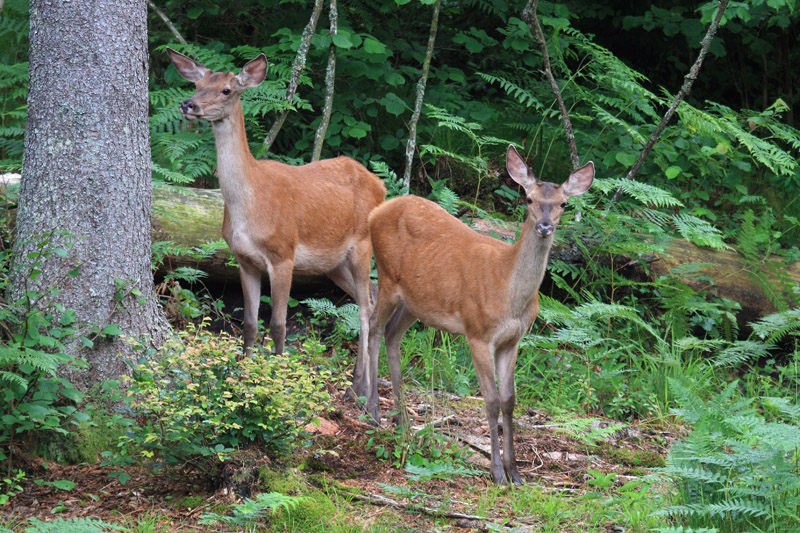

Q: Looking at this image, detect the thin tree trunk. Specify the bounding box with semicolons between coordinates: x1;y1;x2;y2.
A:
521;0;579;170
147;0;188;46
263;0;325;154
401;0;441;192
312;0;338;162
607;0;730;207
12;0;168;390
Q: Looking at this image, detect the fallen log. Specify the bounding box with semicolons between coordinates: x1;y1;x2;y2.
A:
4;176;798;324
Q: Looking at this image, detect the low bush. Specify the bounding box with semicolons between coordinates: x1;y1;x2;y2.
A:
107;325;336;479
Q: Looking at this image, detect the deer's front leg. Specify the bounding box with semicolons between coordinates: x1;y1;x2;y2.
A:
268;260;293;355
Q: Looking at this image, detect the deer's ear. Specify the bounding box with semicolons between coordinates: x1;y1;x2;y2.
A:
562;161;595;198
166;47;209;82
506;145;537;190
236;54;268;88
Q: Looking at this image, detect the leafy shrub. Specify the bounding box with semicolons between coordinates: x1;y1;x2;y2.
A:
109;326;335;478
0;231;88;470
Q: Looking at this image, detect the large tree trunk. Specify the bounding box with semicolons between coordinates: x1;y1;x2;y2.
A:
11;0;168;390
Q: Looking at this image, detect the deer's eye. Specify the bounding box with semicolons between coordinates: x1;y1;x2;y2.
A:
526;197;533;204
222;88;231;95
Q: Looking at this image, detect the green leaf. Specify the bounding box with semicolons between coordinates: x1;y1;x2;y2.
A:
384;71;405;86
101;324;124;336
347;126;368;139
380;93;406;116
665;165;682;179
448;68;465;82
615;151;636;167
363;38;387;55
50;479;75;491
20;403;50;419
332;33;353;49
186;7;203;19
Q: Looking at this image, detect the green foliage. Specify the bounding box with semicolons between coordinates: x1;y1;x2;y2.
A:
656;379;800;531
0;469;25;505
0;0;28;173
404;458;480;482
366;422;469;471
106;326;335;479
198;491;307;532
303;297;362;345
14;517;127;533
0;232;89;475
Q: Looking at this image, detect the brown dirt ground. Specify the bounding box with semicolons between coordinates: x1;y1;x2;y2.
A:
4;376;676;532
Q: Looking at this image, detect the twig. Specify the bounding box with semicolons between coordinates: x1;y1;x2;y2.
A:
147;0;188;46
311;0;338;161
401;0;442;192
606;0;730;208
521;0;580;170
346;491;489;522
264;0;325;154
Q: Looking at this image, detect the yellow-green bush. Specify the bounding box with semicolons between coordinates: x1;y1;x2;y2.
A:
109;326;334;477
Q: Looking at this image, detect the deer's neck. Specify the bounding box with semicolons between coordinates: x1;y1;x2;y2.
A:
211;103;257;209
507;218;553;317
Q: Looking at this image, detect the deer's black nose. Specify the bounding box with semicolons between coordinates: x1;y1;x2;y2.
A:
180;99;195;113
535;221;553;237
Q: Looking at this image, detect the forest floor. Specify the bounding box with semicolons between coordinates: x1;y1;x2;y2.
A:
5;378;676;532
4;285;677;531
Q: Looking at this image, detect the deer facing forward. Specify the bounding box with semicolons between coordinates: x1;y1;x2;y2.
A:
167;48;385;398
365;145;594;484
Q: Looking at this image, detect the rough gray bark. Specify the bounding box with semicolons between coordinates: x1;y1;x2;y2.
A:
521;0;580;170
311;0;338;162
11;0;168;390
263;0;325;154
607;0;730;207
401;0;441;192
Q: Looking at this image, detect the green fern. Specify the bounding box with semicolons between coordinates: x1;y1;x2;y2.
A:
657;378;800;531
749;307;800;344
21;517;126;533
671;213;728;250
198;491;307;528
303;298;362;343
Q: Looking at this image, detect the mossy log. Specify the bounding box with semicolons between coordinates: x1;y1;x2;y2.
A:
4;177;798;323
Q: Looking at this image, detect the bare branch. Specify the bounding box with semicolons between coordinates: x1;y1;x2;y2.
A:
264;0;325;154
312;0;338;162
147;0;188;46
607;0;730;207
521;0;580;170
401;0;442;192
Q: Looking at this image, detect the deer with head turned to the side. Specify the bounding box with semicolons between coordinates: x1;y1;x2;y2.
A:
365;145;594;484
166;48;386;403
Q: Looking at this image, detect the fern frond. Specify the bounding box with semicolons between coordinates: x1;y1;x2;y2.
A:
477;72;544;110
749;308;800;343
606;178;684;208
671;214;728;250
23;517;127;532
711;341;770;368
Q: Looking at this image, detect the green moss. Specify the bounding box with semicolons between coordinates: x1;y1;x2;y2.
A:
258;466;305;495
269;488;336;532
599;444;666;468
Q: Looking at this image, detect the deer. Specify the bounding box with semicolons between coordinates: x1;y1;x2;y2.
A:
364;145;594;484
166;48;386;401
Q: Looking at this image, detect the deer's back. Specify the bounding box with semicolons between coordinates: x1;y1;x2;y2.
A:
369;196;513;337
